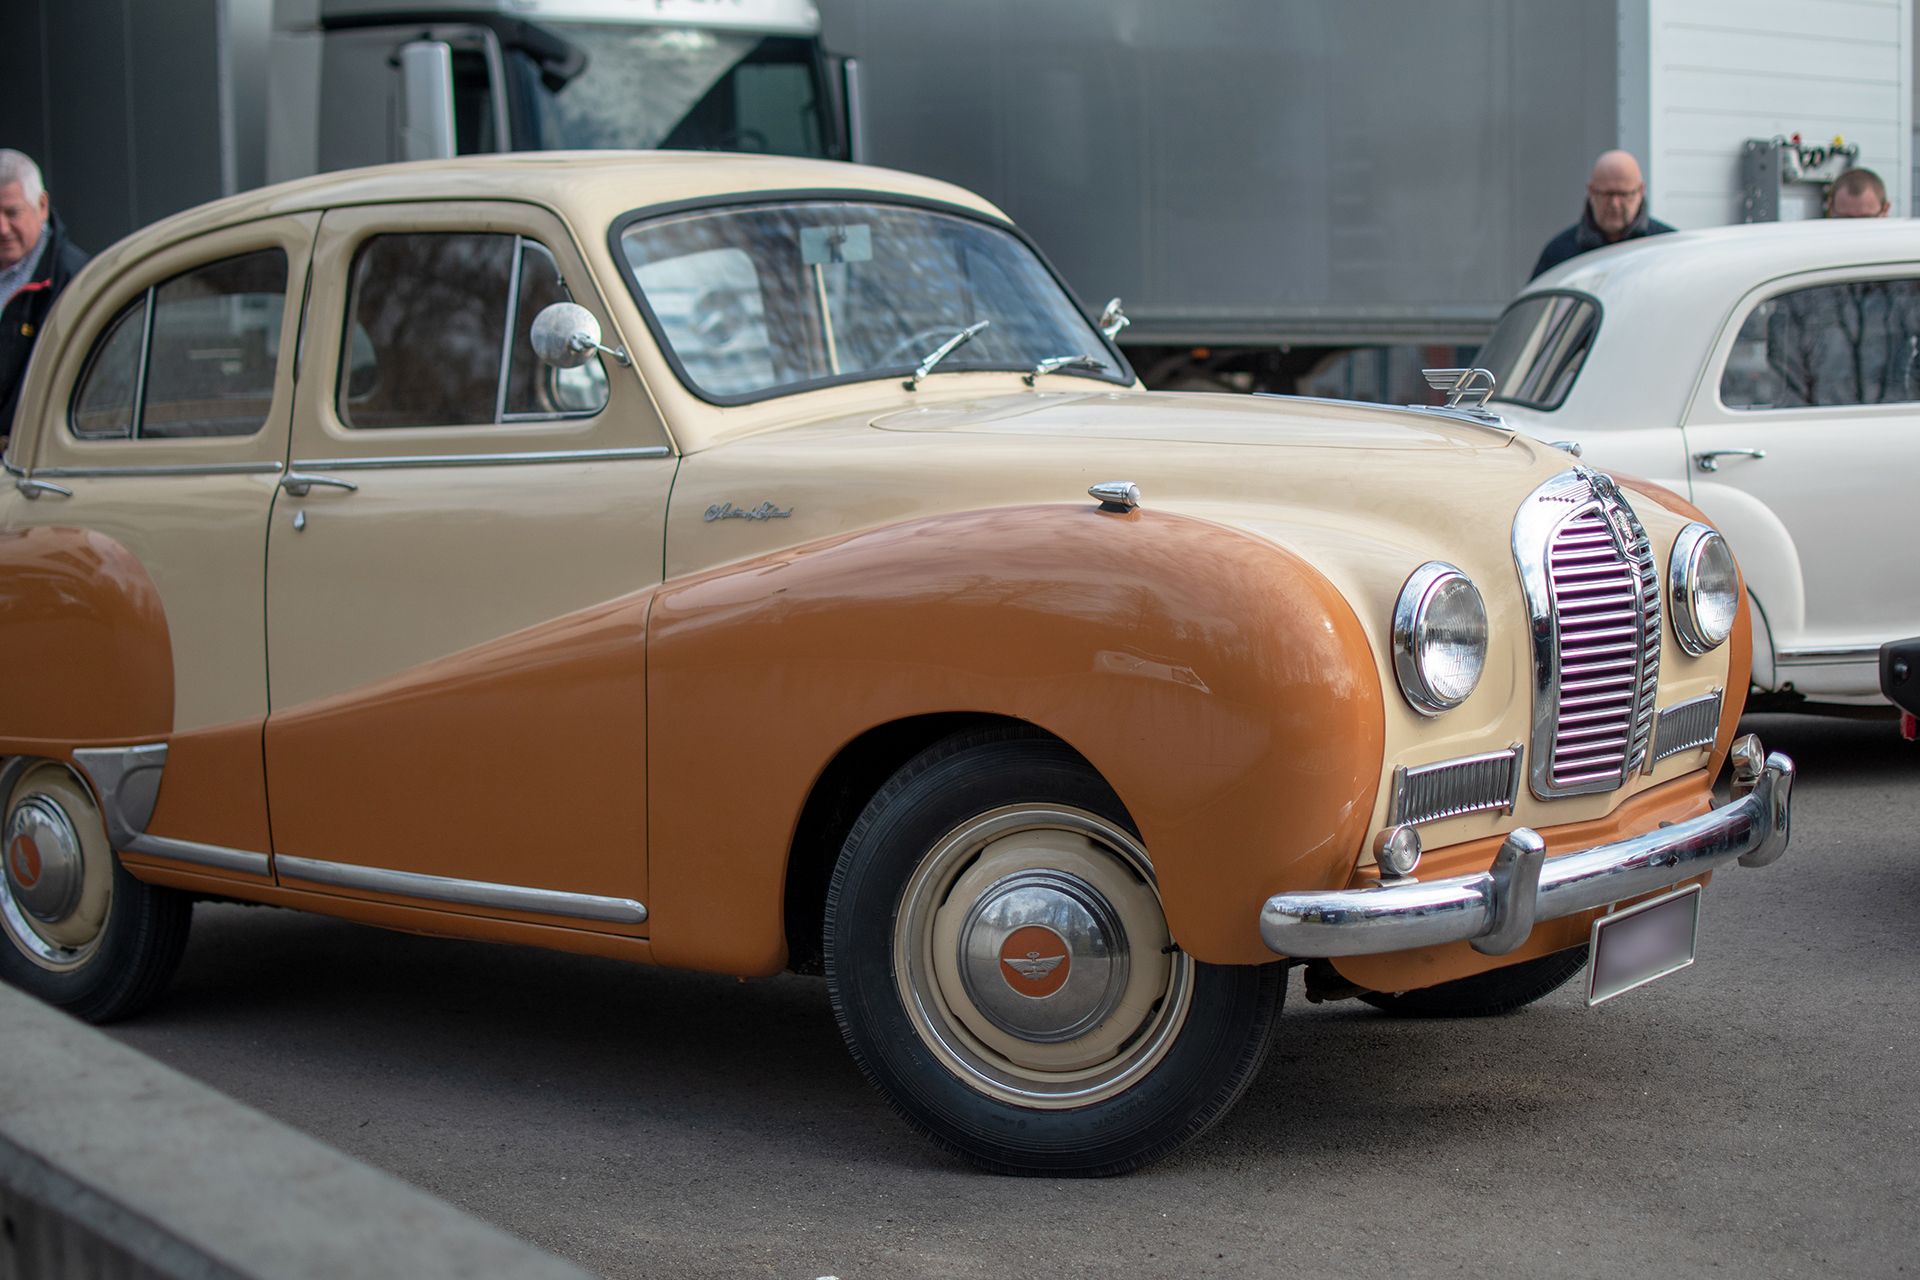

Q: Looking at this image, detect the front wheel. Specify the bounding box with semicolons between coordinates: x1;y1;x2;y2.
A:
0;758;192;1023
825;728;1282;1177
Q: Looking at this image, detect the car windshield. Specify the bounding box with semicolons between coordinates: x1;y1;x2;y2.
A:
616;201;1127;402
522;26;828;157
1478;292;1600;411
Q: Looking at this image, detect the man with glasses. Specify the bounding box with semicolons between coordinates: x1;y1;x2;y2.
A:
1531;150;1675;280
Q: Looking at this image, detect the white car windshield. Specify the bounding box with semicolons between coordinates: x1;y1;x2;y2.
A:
616;201;1126;402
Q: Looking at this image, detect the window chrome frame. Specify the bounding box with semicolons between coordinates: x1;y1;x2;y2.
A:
606;189;1136;408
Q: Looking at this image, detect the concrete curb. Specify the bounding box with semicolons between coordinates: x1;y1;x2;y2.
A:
0;983;596;1280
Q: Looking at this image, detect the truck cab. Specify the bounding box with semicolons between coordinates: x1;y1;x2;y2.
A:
268;0;857;182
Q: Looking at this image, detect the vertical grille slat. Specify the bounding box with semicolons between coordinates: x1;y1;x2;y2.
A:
1540;495;1662;793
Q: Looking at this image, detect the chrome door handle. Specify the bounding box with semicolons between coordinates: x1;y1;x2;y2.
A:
279;472;359;497
1693;449;1766;473
15;477;72;499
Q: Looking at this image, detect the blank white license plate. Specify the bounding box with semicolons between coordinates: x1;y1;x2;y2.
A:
1586;883;1701;1007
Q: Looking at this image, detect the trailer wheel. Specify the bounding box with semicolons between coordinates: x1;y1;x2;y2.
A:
824;727;1282;1177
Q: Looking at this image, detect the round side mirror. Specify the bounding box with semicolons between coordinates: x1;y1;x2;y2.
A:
530;302;602;369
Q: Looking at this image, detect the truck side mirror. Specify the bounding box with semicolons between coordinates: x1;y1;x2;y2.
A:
400;41;456;161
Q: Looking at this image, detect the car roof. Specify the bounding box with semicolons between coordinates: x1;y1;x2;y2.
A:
1509;219;1920;429
79;152;1010;284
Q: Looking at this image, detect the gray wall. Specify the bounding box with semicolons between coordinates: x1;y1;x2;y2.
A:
815;0;1619;343
0;0;229;256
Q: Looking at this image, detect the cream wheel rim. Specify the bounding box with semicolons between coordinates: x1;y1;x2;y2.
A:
892;805;1194;1109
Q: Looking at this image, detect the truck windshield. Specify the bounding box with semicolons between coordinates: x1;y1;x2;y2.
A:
523;27;828;157
617;201;1126;403
1479;292;1600;411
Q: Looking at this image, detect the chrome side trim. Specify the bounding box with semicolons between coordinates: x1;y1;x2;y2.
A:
1651;689;1723;764
69;745;169;848
30;462;286;478
1775;645;1879;665
287;446;671;471
125;834;271;878
274;855;648;925
1260;744;1793;958
1386;745;1524;827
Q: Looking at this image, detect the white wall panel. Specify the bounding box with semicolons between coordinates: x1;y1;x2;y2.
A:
1643;0;1911;226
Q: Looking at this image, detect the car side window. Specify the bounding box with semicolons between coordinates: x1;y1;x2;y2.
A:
340;232;607;430
69;249;289;440
1721;279;1920;410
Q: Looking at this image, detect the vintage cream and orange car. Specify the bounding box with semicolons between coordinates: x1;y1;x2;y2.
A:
0;154;1793;1176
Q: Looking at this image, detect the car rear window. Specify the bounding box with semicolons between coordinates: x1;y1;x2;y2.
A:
1478;292;1600;411
69;249;288;440
1720;279;1920;409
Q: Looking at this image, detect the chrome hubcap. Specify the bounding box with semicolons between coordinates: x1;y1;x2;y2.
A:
6;795;86;924
894;805;1194;1109
957;870;1129;1044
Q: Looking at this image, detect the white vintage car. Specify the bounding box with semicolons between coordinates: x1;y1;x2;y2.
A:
1483;219;1920;711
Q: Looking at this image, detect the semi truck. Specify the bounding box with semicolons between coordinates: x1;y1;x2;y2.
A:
268;0;863;182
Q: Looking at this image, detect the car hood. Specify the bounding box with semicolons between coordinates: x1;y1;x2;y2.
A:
868;390;1515;451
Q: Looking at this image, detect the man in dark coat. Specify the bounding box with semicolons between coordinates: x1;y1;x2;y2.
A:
0;149;90;439
1531;150;1675;280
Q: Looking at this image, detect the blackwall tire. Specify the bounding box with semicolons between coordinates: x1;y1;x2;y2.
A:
0;759;192;1024
1356;945;1589;1018
824;727;1283;1177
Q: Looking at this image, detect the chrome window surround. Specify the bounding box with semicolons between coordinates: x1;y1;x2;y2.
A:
1511;466;1663;799
1651;689;1724;764
1667;522;1735;656
1390;561;1488;716
1386;744;1524;827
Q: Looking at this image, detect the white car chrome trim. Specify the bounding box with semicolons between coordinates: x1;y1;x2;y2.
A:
1775;645;1879;665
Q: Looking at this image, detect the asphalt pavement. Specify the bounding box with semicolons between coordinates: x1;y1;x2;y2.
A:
106;713;1918;1279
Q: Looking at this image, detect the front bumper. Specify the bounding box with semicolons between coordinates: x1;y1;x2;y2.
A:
1260;737;1794;958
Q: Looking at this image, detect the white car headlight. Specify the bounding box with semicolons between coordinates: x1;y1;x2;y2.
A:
1669;524;1739;655
1392;562;1488;715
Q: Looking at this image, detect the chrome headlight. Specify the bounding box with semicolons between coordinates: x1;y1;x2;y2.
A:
1392;562;1488;715
1669;524;1739;655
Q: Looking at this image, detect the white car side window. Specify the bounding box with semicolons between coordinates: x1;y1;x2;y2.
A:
1722;279;1920;410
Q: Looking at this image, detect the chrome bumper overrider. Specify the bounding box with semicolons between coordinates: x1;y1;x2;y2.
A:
1259;740;1794;959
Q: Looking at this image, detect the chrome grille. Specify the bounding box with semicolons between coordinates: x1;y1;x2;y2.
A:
1513;467;1663;800
1387;746;1524;827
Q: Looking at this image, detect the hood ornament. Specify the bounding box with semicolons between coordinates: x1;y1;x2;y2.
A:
1422;367;1497;409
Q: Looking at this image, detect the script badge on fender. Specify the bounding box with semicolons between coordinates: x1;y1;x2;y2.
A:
1000;925;1070;998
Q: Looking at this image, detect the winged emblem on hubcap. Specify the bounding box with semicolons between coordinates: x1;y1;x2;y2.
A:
1003;950;1066;981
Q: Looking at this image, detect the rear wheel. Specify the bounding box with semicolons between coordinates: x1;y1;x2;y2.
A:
1356;945;1589;1018
825;728;1282;1177
0;759;192;1023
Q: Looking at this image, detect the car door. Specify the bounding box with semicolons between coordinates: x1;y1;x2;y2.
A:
263;200;675;931
1682;265;1920;698
6;216;315;881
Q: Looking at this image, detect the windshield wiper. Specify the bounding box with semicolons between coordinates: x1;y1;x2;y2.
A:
1023;354;1103;386
903;320;990;390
